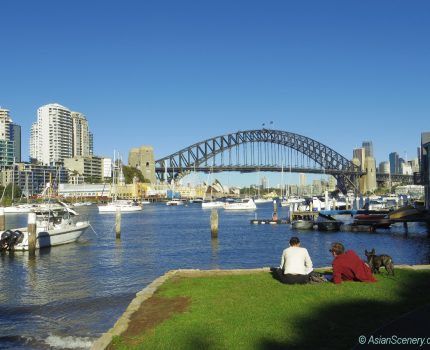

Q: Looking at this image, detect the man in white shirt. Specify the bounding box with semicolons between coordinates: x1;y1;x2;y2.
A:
274;236;313;284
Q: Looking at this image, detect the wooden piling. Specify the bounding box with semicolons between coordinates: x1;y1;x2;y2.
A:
211;208;218;238
0;208;5;231
28;212;37;255
115;207;121;239
403;221;408;235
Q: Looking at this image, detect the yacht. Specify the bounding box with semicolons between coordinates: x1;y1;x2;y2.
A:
166;198;185;206
98;200;142;212
224;198;257;211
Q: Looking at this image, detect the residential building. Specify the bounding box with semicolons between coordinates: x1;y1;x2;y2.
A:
71;112;91;157
0;108;14;167
30;103;73;166
64;156;104;183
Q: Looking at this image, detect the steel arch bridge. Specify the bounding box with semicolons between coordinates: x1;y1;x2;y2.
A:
155;129;365;194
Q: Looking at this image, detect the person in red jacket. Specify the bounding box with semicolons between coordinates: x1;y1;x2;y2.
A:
329;242;376;284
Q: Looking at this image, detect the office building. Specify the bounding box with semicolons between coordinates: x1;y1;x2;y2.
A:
30;103;73;165
128;145;156;183
389;152;400;175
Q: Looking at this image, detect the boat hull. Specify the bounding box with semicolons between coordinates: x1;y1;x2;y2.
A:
98;204;142;212
292;220;314;230
317;221;341;231
10;222;90;251
202;201;225;209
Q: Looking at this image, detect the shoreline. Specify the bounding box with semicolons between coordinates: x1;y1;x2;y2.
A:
90;265;430;350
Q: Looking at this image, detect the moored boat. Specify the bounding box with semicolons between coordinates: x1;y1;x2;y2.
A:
291;220;314;230
166;199;185;206
98;200;142;212
317;220;341;231
224;198;256;211
353;214;391;228
0;206;89;251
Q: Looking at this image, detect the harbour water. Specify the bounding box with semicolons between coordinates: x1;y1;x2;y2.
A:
1;203;430;349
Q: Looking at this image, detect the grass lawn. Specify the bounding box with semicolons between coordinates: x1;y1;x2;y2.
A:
111;269;430;350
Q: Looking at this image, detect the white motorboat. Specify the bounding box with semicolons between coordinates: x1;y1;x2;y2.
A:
166;199;185;206
0;206;90;251
98;200;142;212
224;198;257;211
202;200;225;209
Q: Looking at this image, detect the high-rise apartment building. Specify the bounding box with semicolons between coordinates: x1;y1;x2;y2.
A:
71;112;91;157
30;103;73;166
0;108;15;166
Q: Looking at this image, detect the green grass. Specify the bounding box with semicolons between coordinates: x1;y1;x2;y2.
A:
111;269;430;350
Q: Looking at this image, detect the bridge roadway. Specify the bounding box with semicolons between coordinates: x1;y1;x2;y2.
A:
155;165;414;184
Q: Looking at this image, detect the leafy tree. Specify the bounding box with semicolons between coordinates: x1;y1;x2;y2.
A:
122;166;146;184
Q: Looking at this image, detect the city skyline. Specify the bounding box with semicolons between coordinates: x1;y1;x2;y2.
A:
1;1;429;174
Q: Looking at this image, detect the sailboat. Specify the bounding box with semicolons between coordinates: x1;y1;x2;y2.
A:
97;152;142;213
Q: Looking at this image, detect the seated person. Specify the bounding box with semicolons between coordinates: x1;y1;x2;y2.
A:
274;236;313;284
329;242;376;284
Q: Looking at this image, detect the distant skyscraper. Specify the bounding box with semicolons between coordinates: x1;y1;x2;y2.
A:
30;103;73;165
299;173;306;187
362;141;374;158
71;112;91;157
389;152;400;175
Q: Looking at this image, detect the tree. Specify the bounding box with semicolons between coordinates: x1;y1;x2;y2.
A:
122;165;146;184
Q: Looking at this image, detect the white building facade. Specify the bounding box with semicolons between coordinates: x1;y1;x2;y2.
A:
30;103;73;165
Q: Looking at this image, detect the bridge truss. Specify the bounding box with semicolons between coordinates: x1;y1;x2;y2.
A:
155;129;364;194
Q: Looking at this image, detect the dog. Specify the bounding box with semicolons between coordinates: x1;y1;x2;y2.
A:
365;249;394;275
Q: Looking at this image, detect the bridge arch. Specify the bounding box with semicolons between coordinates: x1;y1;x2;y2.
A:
155;129;363;194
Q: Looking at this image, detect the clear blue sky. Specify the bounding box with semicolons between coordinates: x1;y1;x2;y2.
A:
1;0;429;185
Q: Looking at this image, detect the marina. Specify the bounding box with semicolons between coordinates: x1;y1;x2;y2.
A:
1;202;429;349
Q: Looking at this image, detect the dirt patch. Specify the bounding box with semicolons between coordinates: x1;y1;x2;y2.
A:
112;294;190;347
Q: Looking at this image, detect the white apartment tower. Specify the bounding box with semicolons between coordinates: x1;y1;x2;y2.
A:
30;103;73;165
71;112;91;157
0;108;12;141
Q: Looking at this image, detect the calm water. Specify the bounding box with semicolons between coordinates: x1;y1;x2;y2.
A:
1;203;430;349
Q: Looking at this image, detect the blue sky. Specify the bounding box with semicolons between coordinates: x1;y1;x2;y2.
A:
1;1;429;186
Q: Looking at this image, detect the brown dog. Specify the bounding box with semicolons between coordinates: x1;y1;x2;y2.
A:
365;249;394;275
